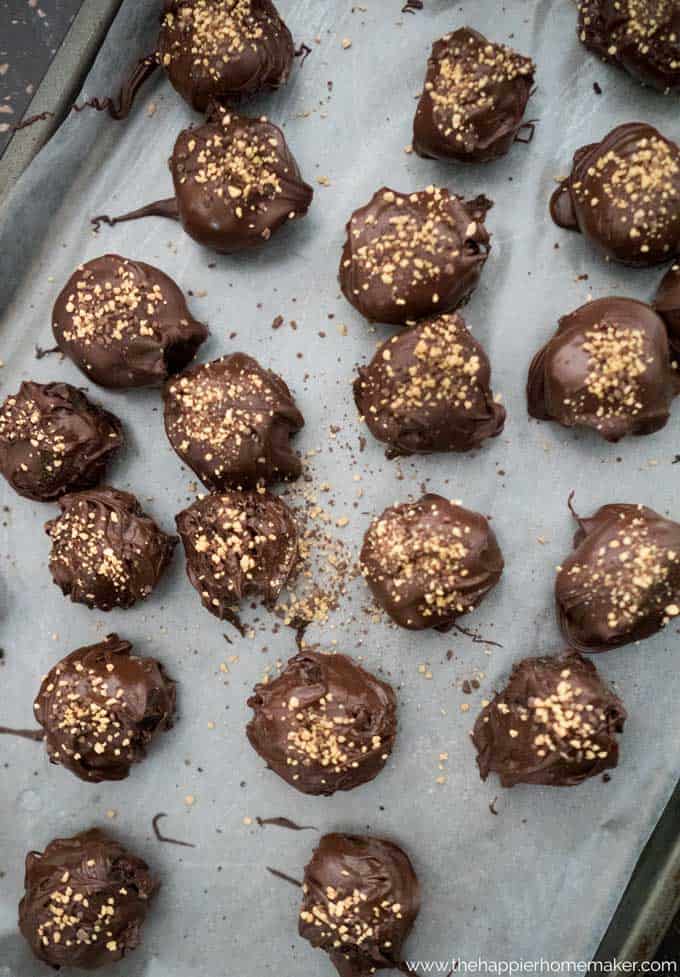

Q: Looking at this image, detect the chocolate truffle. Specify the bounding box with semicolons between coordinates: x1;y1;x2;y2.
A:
360;493;503;631
354;313;505;458
653;261;680;360
94;109;313;254
471;652;626;788
45;487;176;611
18;829;156;969
550;122;680;266
527;297;679;441
339;186;492;326
0;381;123;502
413;27;535;163
176;488;298;617
578;0;680;93
246;651;397;795
52;255;208;389
299;833;420;977
34;634;176;783
556;502;680;651
164;353;304;490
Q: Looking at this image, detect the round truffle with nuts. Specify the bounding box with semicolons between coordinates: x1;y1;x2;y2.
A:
413;27;535;163
34;634;176;783
18;829;157;970
556;501;680;651
52;255;208;389
339;185;492;326
360;493;504;631
246;651;397;795
471;652;627;788
653;262;680;361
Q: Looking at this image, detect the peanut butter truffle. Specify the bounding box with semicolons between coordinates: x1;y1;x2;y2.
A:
299;833;420;977
550;122;680;266
413;27;535;163
34;634;176;783
52;255;208;389
556;502;680;651
19;829;156;969
360;493;503;631
176;489;298;617
0;381;123;501
246;651;397;795
339;186;492;326
653;261;680;360
527;297;679;441
472;652;626;788
164;353;304;490
354;313;505;458
45;487;176;611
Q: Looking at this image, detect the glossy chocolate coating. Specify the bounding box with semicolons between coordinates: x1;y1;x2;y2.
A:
413;27;535;163
653;261;680;360
360;493;503;631
578;0;680;93
34;634;176;783
339;186;492;326
176;488;298;617
549;122;680;266
158;0;294;111
299;833;420;977
164;353;304;490
18;829;156;970
45;487;176;611
354;313;505;458
52;255;208;389
246;651;397;795
0;381;123;501
527;297;679;441
472;652;626;788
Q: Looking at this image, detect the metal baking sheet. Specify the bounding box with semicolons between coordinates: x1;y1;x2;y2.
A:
3;1;680;974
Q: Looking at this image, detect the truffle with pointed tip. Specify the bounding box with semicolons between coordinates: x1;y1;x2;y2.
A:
556;502;680;651
164;353;304;491
354;313;505;458
339;186;492;326
246;651;397;795
360;493;503;631
299;833;420;977
45;487;176;611
549;122;680;266
527;297;679;441
653;262;680;361
471;652;626;788
18;829;157;969
176;488;298;617
34;634;176;783
52;255;208;389
413;27;535;163
0;381;123;501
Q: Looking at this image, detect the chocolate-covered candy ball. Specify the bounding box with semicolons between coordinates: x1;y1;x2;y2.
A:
158;0;294;111
246;651;397;795
354;313;505;458
45;487;176;611
556;502;680;651
299;833;420;977
472;652;626;788
164;353;304;490
34;634;176;783
176;488;298;617
360;493;503;631
550;122;680;266
413;27;535;163
52;255;208;389
339;186;492;326
653;261;680;359
0;381;123;502
527;297;679;441
18;829;156;969
578;0;680;93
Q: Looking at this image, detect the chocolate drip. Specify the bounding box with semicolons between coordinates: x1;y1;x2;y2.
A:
0;726;44;742
73;55;159;120
91;198;179;232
